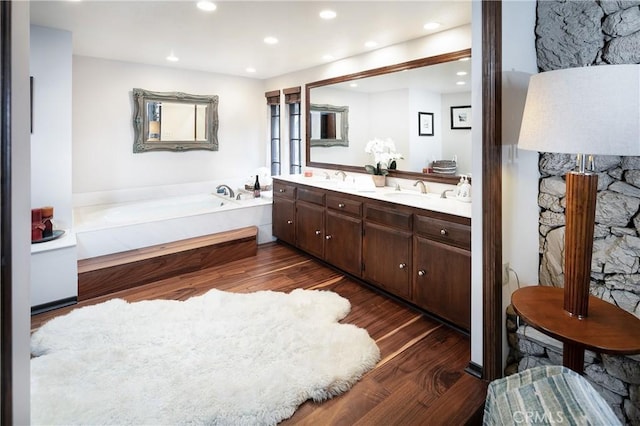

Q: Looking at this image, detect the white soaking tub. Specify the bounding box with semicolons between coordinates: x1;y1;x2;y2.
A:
73;192;273;260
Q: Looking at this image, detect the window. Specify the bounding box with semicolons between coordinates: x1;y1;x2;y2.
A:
285;87;302;174
265;90;281;176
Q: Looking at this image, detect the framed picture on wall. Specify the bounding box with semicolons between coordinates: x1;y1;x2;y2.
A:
418;112;434;136
451;105;471;129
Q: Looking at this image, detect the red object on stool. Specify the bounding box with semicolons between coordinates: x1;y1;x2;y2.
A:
31;208;45;242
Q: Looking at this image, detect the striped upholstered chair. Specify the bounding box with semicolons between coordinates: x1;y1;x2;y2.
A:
483;365;620;425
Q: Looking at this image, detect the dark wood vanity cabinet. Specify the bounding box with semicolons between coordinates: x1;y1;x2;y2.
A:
362;204;413;299
413;214;471;331
272;181;297;246
295;187;325;258
325;195;363;277
272;178;471;331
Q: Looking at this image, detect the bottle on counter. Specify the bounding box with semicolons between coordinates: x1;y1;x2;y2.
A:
253;175;261;198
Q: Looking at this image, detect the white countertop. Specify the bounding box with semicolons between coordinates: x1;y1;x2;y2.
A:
31;229;77;254
275;174;472;219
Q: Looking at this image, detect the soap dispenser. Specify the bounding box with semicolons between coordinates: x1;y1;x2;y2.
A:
457;176;472;202
455;176;464;198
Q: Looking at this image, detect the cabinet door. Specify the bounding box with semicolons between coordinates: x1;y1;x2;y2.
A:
414;236;471;331
296;201;325;258
363;222;412;299
272;197;295;245
325;210;362;277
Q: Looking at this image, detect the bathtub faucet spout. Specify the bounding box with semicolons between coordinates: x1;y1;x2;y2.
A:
216;184;235;198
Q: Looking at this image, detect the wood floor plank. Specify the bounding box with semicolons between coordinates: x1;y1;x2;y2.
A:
352;380;440;425
31;241;487;424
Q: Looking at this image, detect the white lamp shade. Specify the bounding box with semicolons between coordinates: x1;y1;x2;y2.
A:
518;65;640;156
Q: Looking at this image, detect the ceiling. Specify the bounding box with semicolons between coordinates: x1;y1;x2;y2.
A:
29;1;472;79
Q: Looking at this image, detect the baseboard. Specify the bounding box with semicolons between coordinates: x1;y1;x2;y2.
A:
465;361;483;379
31;296;77;316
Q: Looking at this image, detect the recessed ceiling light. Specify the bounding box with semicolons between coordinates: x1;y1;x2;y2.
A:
456;81;466;86
196;1;217;12
166;51;179;62
246;67;256;73
364;41;378;48
322;54;334;61
349;83;358;88
459;57;471;62
319;10;337;20
264;36;279;45
456;71;468;76
423;22;441;30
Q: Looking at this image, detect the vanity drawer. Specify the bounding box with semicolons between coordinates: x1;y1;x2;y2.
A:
327;195;362;216
297;187;325;206
273;181;296;200
414;215;470;250
364;204;412;230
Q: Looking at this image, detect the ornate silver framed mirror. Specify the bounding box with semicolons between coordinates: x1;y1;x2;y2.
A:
132;88;219;153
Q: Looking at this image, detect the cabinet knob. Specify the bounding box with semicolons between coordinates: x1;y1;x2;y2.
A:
315;230;322;235
440;229;448;235
418;270;426;277
287;220;293;224
278;188;285;193
399;263;407;269
338;203;345;208
325;235;332;240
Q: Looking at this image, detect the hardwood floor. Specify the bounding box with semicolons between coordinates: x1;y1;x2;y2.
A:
31;242;488;424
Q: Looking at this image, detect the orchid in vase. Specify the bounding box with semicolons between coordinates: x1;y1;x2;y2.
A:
364;138;403;175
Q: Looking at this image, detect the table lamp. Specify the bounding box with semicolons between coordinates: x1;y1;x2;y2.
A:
518;65;640;319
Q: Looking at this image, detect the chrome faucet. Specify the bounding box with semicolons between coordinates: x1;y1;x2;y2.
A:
413;180;428;194
323;171;331;180
441;189;456;199
335;170;347;181
216;184;235;198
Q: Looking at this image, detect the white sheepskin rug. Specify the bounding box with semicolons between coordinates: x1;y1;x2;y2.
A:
31;289;380;425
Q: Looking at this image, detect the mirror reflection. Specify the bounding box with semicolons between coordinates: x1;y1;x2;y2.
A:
306;49;472;177
309;104;349;147
133;88;219;153
146;101;208;142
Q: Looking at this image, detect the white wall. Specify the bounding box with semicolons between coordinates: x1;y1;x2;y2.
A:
470;0;483;367
72;57;266;195
441;92;472;176
30;25;73;229
12;2;33;422
408;89;442;172
501;0;539;367
369;89;409;162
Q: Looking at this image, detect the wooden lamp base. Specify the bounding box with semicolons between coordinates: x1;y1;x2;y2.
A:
563;171;598;318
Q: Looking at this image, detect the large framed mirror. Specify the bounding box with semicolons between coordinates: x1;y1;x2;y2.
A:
305;49;471;184
132;88;219;153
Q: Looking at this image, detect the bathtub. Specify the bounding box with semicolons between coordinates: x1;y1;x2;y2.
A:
73;191;274;260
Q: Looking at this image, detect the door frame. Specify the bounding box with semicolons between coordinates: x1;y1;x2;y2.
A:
481;0;503;381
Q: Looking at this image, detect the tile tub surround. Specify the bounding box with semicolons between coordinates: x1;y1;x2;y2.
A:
73;182;274;260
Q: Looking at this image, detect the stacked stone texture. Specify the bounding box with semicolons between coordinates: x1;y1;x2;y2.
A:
506;1;640;424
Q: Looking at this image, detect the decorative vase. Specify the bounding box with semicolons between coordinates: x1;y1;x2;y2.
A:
372;175;386;187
